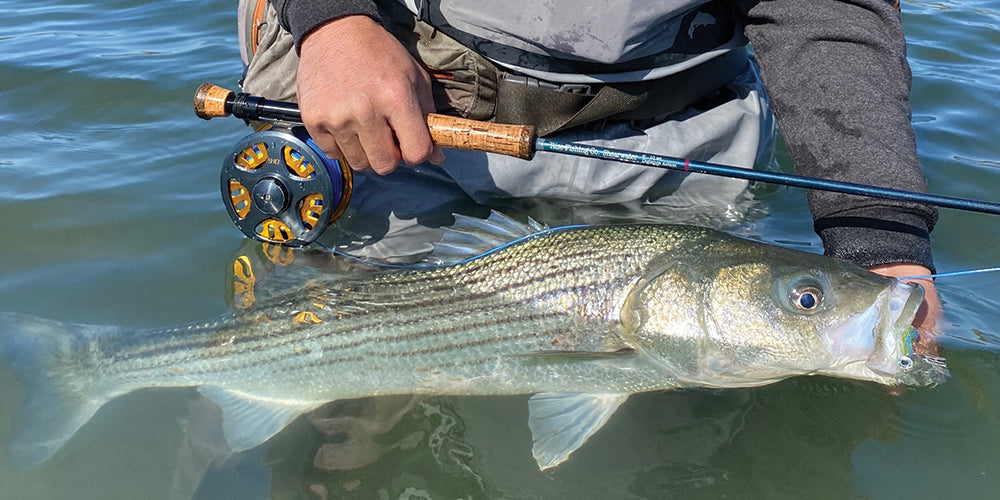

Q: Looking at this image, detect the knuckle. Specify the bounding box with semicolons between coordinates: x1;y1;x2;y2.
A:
346;153;370;171
372;150;402;174
340;143;370;171
302;101;359;132
380;84;412;105
362;140;401;173
346;99;378;123
400;141;433;165
377;78;421;110
315;139;341;159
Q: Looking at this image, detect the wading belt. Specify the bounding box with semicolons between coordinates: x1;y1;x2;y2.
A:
495;48;749;136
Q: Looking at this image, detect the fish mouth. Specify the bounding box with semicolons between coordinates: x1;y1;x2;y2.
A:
865;281;949;386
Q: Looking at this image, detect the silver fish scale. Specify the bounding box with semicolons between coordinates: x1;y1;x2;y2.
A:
98;225;711;399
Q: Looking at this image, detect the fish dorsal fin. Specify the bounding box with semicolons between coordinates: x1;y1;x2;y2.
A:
527;392;629;471
197;387;323;452
427;210;548;265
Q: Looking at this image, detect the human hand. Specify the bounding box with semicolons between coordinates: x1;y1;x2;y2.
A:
869;263;942;355
297;15;445;174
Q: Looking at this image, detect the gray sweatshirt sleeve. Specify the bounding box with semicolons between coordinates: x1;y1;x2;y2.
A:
269;0;380;50
737;0;937;272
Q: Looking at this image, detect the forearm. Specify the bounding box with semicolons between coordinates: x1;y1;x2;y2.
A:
270;0;380;49
738;0;937;271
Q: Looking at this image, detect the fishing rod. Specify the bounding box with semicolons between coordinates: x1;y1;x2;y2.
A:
195;83;1000;246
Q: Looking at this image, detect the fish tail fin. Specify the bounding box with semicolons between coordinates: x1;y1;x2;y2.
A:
1;313;119;469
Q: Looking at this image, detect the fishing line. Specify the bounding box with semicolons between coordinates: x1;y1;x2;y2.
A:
311;227;1000;305
321;238;1000;282
900;266;1000;281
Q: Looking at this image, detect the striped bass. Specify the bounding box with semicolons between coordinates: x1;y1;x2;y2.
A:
0;213;948;471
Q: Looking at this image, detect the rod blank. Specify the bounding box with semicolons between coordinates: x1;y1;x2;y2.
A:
535;139;1000;216
195;83;1000;217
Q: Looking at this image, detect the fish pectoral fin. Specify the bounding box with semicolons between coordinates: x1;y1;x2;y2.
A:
198;386;324;453
527;392;629;471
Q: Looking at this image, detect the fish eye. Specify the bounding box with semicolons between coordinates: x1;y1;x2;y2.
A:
789;285;823;312
898;356;913;370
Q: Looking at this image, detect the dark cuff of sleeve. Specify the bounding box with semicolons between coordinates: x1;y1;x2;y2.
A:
276;0;381;50
815;209;935;273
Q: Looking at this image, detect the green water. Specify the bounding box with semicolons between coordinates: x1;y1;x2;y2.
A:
1;1;999;498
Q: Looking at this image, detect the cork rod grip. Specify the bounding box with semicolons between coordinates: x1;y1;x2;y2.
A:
426;114;537;160
195;84;537;159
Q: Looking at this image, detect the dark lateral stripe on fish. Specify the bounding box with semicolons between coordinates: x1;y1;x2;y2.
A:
341;260;611;312
106;233;651;362
244;329;551;374
105;292;576;375
103;227;674;372
311;311;560;357
108;261;628;364
354;251;615;302
109;282;545;364
166;322;558;378
358;226;668;291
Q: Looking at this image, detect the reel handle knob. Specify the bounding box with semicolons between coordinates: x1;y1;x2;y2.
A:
195;84;538;159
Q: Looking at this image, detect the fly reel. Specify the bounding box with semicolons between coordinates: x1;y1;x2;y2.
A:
196;83;535;246
221;126;352;247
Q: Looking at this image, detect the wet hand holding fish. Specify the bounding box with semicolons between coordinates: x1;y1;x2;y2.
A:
0;213;948;471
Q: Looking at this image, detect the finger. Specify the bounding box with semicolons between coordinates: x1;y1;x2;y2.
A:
309;131;344;163
333;131;372;171
385;68;439;166
391;111;435;166
429;146;446;165
357;118;402;175
912;279;942;337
